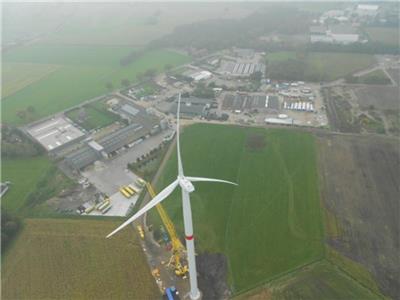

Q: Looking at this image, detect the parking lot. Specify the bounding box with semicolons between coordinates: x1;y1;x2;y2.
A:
82;129;172;196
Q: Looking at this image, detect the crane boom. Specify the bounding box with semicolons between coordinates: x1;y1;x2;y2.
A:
146;182;185;252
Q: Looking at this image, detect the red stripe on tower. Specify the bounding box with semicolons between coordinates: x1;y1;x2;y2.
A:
185;235;194;240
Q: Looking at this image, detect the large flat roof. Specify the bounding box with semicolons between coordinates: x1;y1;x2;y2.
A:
27;117;85;151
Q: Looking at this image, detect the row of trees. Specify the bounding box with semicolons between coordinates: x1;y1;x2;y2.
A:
149;8;312;51
127;144;167;180
15;105;35;121
105;67;164;90
1;125;43;158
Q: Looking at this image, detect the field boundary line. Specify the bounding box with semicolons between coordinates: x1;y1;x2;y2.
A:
325;258;386;299
231;258;324;298
223;130;247;292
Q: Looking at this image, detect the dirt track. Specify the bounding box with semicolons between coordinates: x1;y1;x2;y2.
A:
317;132;400;299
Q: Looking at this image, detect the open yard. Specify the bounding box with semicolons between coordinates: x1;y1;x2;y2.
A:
267;52;375;82
317;133;400;299
1;62;60;98
2;46;190;125
1;218;159;300
150;124;324;293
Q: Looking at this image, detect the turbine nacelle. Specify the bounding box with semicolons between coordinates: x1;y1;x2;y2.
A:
178;176;195;193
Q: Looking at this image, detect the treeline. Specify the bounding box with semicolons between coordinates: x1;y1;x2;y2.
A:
308;41;399;55
25;166;73;209
119;49;145;66
1;125;43;158
192;83;215;99
148;8;312;51
127;143;167;180
1;210;21;252
147;8;398;56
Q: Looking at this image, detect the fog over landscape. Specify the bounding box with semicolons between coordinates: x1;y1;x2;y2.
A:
1;2;399;300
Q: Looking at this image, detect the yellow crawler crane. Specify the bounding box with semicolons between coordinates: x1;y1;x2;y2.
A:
146;182;188;277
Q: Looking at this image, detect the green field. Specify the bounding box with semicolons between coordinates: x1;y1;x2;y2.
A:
267;52;376;82
1;157;52;213
150;124;324;293
1;62;60;98
366;27;400;46
65;101;120;131
2;46;190;125
1;218;159;300
1;156;74;216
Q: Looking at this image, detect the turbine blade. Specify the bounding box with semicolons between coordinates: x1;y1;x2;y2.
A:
106;179;179;238
186;176;238;186
176;93;184;176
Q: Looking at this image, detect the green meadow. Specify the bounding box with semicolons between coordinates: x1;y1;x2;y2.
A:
2;45;190;125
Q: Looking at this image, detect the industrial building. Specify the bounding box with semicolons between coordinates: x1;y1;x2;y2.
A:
26;117;85;152
310;25;359;44
232;48;255;59
223;93;277;111
355;4;379;17
169;97;215;118
189;70;212;81
64;122;159;170
218;61;265;77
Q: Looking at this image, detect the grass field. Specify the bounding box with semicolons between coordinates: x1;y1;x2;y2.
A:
356;69;391;84
150;124;324;293
1;157;53;214
1;156;74;216
366;27;400;46
266;52;375;82
2;62;60;98
2;46;190;125
65;100;120;131
1;218;159;300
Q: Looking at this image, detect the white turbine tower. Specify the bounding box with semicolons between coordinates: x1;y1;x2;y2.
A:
107;93;237;300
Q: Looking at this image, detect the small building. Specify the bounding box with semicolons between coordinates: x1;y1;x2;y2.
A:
190;70;212;81
310;26;333;43
169;97;214;118
356;4;379;17
329;25;359;44
310;25;359;44
265;117;294;125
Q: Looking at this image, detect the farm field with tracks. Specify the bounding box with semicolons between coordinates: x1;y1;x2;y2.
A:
317;133;400;299
1;219;159;300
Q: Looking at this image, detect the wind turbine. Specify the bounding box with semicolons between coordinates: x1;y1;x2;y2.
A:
107;93;237;300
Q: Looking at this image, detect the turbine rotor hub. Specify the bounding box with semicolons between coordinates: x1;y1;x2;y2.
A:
179;177;195;193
